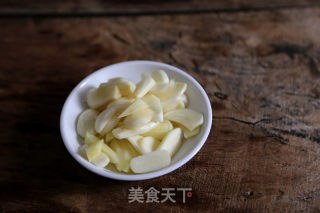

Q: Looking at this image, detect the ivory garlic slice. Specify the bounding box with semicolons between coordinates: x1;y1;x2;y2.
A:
124;108;153;128
142;120;173;140
118;98;148;118
85;139;103;162
142;94;163;122
156;128;182;156
150;82;169;94
102;143;120;164
108;78;136;96
138;137;159;154
95;98;131;134
110;139;138;173
130;150;171;173
87;84;121;109
127;135;143;153
95;108;117;133
155;80;187;100
128;136;159;154
165;108;203;131
77;109;98;137
112;122;158;139
182;126;200;139
105;132;114;143
100;116;120;136
84;132;100;145
151;70;169;83
91;152;110;168
134;75;156;98
161;96;186;112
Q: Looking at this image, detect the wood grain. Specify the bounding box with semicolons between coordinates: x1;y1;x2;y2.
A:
0;0;320;15
0;7;320;213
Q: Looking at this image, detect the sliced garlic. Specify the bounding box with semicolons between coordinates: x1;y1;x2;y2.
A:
84;132;100;145
130;150;171;173
95;107;117;133
102;143;120;164
134;75;156;98
156;128;182;156
118;98;148;118
112;122;158;139
77;109;98;137
95;98;131;134
142;120;173;140
138;137;159;154
128;136;159;154
161;96;185;112
100;116;120;136
165;108;203;131
152;70;169;83
91;152;110;168
87;84;121;109
110;139;138;173
142;94;163;122
182;126;200;139
155;80;187;100
124;108;154;128
85;139;103;162
108;78;136;96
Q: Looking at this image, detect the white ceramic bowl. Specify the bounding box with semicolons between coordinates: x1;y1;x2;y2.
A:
60;60;212;181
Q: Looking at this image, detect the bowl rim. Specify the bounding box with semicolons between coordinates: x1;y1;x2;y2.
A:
60;60;212;181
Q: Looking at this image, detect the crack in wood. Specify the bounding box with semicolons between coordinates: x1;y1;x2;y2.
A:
111;33;130;45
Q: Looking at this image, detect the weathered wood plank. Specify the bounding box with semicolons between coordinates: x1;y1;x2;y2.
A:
0;7;320;212
0;0;320;15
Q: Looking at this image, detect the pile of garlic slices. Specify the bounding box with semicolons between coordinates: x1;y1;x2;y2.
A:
76;70;204;174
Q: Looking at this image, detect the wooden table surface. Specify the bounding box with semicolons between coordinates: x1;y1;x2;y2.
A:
1;1;320;212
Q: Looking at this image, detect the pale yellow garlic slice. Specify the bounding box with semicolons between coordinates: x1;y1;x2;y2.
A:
85;139;103;162
182;126;200;139
77;109;98;137
150;82;169;94
142;120;173;140
161;96;185;112
91;152;110;168
100;116;120;136
156;128;182;156
108;78;136;96
95;108;117;133
142;94;163;122
112;122;158;139
151;70;169;83
127;135;143;153
124;108;153;128
87;84;121;109
134;75;156;98
104;132;114;143
130;150;171;173
84;132;100;145
110;139;138;173
155;80;187;100
107;98;132;111
165;108;203;131
118;98;148;118
102;143;120;164
128;136;159;154
95;98;131;134
138;137;159;154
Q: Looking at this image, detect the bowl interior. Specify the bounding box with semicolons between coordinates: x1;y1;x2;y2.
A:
60;61;212;180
